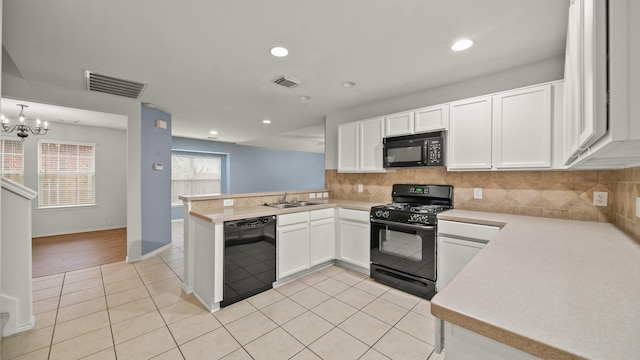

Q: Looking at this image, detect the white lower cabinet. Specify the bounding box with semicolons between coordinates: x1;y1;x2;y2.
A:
337;208;370;271
309;209;336;267
277;209;335;280
277;212;310;279
437;220;500;290
444;322;539;360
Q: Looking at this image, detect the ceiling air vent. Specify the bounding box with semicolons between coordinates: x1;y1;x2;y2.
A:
273;75;302;88
85;70;147;99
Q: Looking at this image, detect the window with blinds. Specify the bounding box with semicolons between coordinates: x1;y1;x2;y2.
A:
171;153;221;204
38;140;96;208
0;138;24;184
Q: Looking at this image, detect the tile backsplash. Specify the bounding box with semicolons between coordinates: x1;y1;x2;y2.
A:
327;166;640;240
615;167;640;240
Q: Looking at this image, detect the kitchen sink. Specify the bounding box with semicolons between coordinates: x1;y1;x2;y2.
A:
265;203;298;209
264;201;321;209
293;201;320;206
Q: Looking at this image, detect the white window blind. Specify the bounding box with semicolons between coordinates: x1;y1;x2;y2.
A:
171;153;221;204
38;140;96;208
0;138;24;184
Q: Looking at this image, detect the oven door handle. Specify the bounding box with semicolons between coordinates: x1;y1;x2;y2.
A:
370;219;435;230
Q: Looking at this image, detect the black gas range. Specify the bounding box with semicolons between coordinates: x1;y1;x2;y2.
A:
370;184;453;299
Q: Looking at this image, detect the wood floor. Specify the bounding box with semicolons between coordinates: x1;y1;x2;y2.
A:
32;228;127;278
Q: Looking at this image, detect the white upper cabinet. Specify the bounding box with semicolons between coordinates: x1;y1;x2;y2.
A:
448;83;556;171
359;117;385;172
385;111;414;137
414;104;449;133
338;121;359;172
493;85;552;169
448;96;493;170
384;105;449;137
565;0;640;169
563;0;608;165
338;117;386;173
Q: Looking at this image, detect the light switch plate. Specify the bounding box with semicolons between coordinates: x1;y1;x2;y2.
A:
322;192;329;198
316;192;323;198
473;188;482;199
155;119;167;129
309;193;316;199
358;184;364;193
223;199;234;207
593;191;608;207
636;197;640;218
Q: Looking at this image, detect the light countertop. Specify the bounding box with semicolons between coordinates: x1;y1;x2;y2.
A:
432;209;640;360
189;199;381;223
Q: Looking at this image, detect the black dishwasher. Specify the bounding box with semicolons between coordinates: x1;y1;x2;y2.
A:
222;216;276;307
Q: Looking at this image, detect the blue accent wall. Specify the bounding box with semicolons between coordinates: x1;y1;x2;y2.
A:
172;136;325;193
141;106;172;255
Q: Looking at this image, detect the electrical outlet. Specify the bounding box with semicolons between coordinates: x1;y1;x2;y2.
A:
322;192;329;198
473;188;482;199
309;193;316;199
223;199;234;207
636;197;640;218
108;219;114;226
316;192;323;198
358;184;364;193
593;191;608;207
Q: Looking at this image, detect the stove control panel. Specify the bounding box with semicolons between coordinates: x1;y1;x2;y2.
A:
408;214;433;225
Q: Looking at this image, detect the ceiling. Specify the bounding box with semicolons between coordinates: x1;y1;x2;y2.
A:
1;0;569;153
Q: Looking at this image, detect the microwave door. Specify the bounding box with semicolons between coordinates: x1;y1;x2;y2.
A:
384;142;424;167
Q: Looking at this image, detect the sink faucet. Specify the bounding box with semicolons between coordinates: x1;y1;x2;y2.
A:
281;192;288;203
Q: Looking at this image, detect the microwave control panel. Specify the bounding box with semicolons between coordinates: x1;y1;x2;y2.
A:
426;139;444;166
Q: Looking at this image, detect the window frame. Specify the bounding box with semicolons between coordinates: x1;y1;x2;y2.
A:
37;139;97;209
0;136;25;184
171;151;223;206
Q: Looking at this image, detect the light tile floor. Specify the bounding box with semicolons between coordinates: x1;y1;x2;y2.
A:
3;244;445;360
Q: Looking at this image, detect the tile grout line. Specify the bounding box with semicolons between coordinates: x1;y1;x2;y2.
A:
97;264;117;360
44;272;64;360
134;255;186;359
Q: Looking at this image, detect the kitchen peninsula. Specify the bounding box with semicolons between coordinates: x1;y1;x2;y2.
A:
179;189;381;312
432;210;640;360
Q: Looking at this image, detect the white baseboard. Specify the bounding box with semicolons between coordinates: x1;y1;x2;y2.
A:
126;243;173;263
182;283;193;294
15;316;36;333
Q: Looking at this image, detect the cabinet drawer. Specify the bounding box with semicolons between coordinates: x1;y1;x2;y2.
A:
278;212;310;226
438;220;500;242
310;208;334;221
338;208;369;223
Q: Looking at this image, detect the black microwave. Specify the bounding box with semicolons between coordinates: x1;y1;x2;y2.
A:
383;131;445;168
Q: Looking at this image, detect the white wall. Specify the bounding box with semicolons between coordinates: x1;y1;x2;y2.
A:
325;56;565;169
15;123;127;237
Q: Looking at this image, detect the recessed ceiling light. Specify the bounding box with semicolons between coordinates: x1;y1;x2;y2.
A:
299;95;311;101
269;46;289;57
262;119;271;124
209;130;218;135
342;81;356;88
451;39;473;51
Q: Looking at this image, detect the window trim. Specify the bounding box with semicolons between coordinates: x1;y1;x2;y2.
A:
0;137;25;184
171;151;223;205
37;139;97;209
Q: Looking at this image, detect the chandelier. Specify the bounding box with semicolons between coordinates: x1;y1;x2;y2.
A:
1;104;50;141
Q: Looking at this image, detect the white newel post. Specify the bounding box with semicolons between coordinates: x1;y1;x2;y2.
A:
1;178;37;337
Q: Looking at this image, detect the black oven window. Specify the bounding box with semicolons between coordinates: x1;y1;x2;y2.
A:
379;229;422;262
